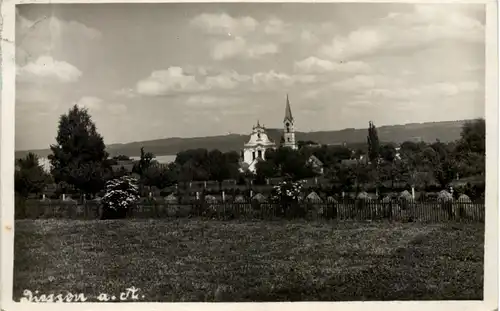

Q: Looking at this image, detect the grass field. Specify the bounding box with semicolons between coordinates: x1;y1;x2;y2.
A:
13;219;484;302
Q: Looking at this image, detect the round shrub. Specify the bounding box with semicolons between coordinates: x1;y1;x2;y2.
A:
101;176;140;219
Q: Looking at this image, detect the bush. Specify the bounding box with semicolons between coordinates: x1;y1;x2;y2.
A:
101;176;140;219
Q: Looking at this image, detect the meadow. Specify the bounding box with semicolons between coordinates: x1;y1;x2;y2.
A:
13;219;484;301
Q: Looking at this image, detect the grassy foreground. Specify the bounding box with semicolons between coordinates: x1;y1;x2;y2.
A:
13;219;484;301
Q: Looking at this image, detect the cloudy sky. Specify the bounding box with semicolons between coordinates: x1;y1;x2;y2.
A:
15;3;485;150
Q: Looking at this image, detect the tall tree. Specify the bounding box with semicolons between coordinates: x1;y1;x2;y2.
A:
48;105;109;199
367;121;381;195
367;121;380;164
207;149;229;185
133;147;155;176
457;118;485;155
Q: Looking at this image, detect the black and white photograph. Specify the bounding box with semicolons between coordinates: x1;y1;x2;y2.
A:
1;0;498;308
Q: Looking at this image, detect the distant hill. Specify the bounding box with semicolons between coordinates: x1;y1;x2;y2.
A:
15;119;471;159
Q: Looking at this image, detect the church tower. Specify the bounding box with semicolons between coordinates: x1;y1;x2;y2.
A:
282;94;297;149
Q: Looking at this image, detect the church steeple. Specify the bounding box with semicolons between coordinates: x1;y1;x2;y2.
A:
284;94;293;122
282;94;297;150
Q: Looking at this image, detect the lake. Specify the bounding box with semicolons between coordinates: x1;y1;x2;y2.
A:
130;154;176;164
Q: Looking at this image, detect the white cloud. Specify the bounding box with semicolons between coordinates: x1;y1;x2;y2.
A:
17;55;82;83
320;4;484;60
135;66;253;96
135;64;320;98
294;57;371;74
211;37;278;60
75;96;103;111
190;13;292;61
190;13;258;36
264;18;288;35
251;70;316;89
321;28;385;60
136;67;207;96
16;12;101;65
205;70;250;90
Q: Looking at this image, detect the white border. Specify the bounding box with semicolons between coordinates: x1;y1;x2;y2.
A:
1;1;498;311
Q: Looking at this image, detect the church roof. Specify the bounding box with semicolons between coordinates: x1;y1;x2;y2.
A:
244;122;276;147
284;94;293;122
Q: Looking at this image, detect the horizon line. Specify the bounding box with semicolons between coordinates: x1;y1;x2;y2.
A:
14;118;482;153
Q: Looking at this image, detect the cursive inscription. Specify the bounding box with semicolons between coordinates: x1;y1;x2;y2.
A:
97;286;142;302
20;287;145;303
20;290;88;303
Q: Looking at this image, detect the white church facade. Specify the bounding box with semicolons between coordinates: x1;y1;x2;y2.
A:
241;95;297;173
241;121;277;173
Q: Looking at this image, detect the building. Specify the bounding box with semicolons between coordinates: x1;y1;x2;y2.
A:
240;95;298;173
282;94;297;150
307;155;324;175
241;121;276;173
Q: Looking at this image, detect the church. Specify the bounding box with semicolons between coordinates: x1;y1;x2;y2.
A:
241;95;297;173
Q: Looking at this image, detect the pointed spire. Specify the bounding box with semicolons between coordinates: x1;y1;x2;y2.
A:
284;94;293;122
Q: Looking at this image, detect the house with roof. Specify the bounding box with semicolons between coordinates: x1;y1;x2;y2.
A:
307;155;324;175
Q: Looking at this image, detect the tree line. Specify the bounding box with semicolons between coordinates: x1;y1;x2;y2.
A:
15;105;486;201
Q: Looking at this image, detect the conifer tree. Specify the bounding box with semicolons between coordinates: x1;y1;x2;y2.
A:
48;105;109;198
367;121;380;163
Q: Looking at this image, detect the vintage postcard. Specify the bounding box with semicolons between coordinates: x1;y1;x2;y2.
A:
1;0;498;311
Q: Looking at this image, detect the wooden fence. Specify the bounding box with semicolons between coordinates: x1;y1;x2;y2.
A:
15;199;485;223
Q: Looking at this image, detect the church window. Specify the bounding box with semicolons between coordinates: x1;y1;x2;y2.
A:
287;138;291;142
257;133;261;139
252;152;256;160
258;150;262;158
286;122;290;133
